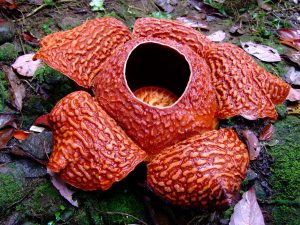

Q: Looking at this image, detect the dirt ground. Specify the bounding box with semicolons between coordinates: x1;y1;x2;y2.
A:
0;0;300;225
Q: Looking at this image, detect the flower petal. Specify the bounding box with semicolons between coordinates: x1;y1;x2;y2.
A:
34;17;131;88
147;129;249;208
48;91;147;191
133;17;213;57
205;43;291;120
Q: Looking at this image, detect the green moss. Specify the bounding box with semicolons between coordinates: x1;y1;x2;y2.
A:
16;181;65;222
75;184;146;225
0;173;24;214
268;116;300;225
0;71;9;111
0;43;18;61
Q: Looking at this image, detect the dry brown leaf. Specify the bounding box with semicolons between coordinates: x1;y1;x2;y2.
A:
12;53;43;77
229;186;265;225
176;16;209;30
287;104;300;115
241;42;281;62
48;169;79;207
286;88;300;102
13;129;32;140
3;65;26;111
0;113;17;129
0;127;14;148
207;30;226;42
285;67;300;85
242;130;261;160
259;124;275;141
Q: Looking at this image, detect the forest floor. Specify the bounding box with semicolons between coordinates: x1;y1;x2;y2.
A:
0;0;300;225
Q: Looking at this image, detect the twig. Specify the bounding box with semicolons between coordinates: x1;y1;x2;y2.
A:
13;0;77;23
7;189;34;209
99;211;148;225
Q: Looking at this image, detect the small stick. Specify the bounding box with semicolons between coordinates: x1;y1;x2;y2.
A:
99;211;148;225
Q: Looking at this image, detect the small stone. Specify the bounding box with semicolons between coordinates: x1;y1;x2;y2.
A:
0;21;15;44
246;169;258;181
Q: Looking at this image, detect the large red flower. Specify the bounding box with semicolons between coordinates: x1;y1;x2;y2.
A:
34;17;290;208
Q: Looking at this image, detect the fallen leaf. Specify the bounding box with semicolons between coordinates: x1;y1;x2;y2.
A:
241;42;281;62
13;129;32;140
18;131;52;161
277;28;300;40
12;53;43;77
286;88;300;102
34;113;50;127
22;31;39;45
257;0;272;11
0;127;14;148
0;113;17;129
242;130;261;160
285;67;300;85
287;104;300;115
176;16;209;29
229;25;246;35
188;0;225;17
282;50;300;67
0;0;17;9
48;169;79;207
155;0;177;13
207;30;226;42
277;28;300;51
259;124;275;141
229;186;265;225
2;66;26;111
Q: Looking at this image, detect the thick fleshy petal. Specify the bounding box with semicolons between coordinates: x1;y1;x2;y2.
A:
133;18;213;57
147;129;249;208
34;17;131;88
204;43;291;120
48;91;147;191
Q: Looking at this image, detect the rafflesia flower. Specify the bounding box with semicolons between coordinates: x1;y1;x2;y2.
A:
34;17;290;208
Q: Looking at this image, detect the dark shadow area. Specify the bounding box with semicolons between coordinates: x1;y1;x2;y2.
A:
125;42;190;97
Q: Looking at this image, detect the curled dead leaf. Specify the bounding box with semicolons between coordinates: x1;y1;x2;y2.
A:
12;53;43;77
48;169;79;207
0;127;15;148
229;186;265;225
2;65;26;111
286;88;300;102
207;30;226;42
242;130;261;160
0;113;17;129
176;16;209;30
13;129;32;140
259;124;275;141
241;42;281;62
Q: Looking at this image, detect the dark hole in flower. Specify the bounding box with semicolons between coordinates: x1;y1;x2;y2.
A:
125;42;191;99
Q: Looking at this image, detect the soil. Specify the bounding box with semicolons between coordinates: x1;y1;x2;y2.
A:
0;0;300;225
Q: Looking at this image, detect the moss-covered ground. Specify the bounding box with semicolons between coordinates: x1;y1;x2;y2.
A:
267;115;300;225
0;0;300;224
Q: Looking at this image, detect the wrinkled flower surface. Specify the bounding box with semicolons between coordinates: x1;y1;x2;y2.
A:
34;17;290;208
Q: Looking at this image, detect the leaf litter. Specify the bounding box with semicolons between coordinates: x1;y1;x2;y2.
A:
241;42;281;62
229;186;265;225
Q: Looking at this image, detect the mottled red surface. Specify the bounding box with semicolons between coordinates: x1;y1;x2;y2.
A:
93;37;218;154
147;129;249;207
34;18;131;88
34;17;291;208
48;91;147;190
204;43;290;120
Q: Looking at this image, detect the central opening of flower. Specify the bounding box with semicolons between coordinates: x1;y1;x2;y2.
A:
125;42;191;108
